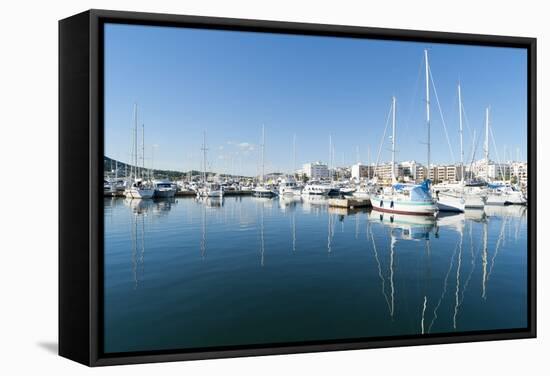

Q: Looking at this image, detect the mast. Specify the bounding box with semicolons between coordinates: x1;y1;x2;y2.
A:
201;131;208;183
484;107;490;181
424;49;431;178
391;96;397;184
133;103;138;181
260;125;265;183
141;123;145;180
329;134;332;181
458;83;464;185
293;133;296;177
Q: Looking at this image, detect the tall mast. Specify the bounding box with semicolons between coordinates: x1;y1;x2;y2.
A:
201;131;208;183
391;96;397;184
424;49;431;178
329;134;332;180
261;125;265;183
133;103;138;181
293;133;296;177
484;107;490;181
458;83;464;185
141;123;145;180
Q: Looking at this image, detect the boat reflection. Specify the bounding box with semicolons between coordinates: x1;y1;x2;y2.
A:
124;198;152;288
369;211;437;241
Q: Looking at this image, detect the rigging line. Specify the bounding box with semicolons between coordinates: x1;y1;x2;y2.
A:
370;227;392;315
459;224;482;306
460;96;476;143
421;296;428;335
428;65;456;164
401;54;425;142
427;239;460;333
374;101;394;175
487;217;507;281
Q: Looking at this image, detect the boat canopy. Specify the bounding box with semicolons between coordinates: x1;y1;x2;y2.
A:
392;179;433;202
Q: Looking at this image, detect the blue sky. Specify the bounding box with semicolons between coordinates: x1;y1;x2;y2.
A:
104;23;527;176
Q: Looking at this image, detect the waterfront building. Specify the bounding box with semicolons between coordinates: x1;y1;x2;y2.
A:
302;161;329;180
351;163;374;180
510;161;528;185
470;159;512;181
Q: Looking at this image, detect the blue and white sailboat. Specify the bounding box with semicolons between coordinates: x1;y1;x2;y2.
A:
370;93;438;216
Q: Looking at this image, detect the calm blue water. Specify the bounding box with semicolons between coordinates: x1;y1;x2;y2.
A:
103;196;528;353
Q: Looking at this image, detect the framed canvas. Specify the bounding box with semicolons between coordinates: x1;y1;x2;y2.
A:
59;9;536;366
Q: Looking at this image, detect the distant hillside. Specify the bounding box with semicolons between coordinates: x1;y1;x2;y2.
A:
103;156;252;180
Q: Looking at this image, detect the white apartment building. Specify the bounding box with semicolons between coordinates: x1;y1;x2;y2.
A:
302;161;329;180
470;159;512;180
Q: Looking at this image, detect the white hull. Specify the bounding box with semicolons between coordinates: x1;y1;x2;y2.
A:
352;190;370;199
464;194;486;209
371;194;438;216
435;193;465;212
486;191;526;205
279;187;302;196
254;187;277;197
125;188;154;199
301;184;330;196
197;189;223;198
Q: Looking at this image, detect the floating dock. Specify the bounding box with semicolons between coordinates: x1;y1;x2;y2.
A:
328;197;371;208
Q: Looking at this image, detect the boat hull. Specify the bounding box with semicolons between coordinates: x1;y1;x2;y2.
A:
486;192;526;206
435;194;465;212
371;195;437;216
124;188;154;199
154;189;176;198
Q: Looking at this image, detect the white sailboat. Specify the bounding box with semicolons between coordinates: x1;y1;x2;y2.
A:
482;108;526;205
254;125;277;197
124;104;154;199
370;92;438;216
196;131;223;198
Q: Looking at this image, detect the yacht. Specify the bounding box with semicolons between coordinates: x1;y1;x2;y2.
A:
352;184;371;199
278;177;302;196
301;182;331;196
153;179;176;198
197;182;223;198
486;183;527;205
125;179;154;199
103;179;114;197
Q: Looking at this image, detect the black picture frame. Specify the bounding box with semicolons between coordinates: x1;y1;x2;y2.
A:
59;9;537;367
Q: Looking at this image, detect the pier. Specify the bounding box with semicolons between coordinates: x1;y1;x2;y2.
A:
328;197;371;209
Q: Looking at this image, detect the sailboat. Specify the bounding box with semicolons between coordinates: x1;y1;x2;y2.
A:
196;132;223;198
482;109;526;205
254;125;278;197
124;104;154;199
279;135;302;196
433;83;490;210
370;93;438;216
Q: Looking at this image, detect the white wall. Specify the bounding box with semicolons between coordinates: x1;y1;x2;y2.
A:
0;0;546;374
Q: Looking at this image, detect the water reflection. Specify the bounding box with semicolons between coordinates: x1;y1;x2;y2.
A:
104;196;528;352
